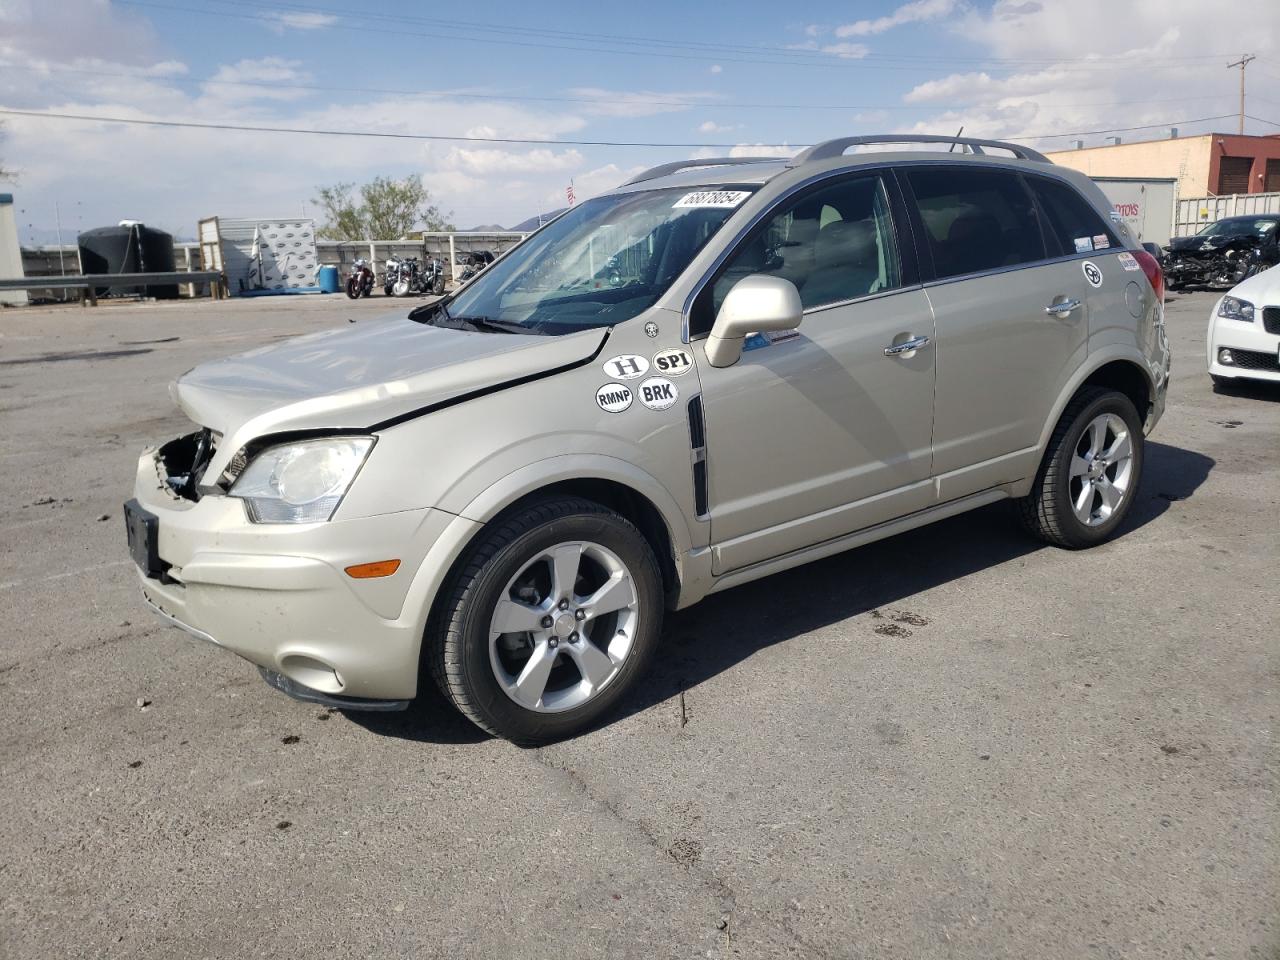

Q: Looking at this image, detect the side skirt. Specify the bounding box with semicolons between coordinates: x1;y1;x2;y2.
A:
703;487;1010;597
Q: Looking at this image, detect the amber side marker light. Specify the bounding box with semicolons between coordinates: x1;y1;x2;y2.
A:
344;559;401;579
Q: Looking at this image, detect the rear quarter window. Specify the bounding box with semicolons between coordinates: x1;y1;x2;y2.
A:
1026;176;1117;256
906;167;1046;280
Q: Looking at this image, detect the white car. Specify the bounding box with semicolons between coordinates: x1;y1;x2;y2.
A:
1208;265;1280;386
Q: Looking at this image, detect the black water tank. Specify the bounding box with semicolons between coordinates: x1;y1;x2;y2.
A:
78;223;179;299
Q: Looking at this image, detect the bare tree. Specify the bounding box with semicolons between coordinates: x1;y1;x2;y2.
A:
314;174;453;240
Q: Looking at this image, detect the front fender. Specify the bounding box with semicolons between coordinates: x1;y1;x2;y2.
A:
455;453;699;557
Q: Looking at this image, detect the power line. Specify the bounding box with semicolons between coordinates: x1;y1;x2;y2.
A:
192;0;1247;67
0;107;1241;148
115;0;1244;74
0;62;1248;114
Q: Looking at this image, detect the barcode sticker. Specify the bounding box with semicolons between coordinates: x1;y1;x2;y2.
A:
673;191;751;209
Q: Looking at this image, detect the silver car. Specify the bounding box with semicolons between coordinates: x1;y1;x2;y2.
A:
125;135;1171;744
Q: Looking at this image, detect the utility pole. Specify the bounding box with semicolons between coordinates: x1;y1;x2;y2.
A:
1227;54;1255;135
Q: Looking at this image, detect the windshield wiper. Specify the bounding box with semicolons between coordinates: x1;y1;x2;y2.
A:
451;315;546;335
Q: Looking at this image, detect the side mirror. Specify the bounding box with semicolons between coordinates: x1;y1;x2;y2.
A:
705;274;803;368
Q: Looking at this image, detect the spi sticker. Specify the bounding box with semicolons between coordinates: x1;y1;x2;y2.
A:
637;377;678;411
672;190;751;209
651;347;693;377
1116;251;1141;272
595;383;634;413
1082;261;1103;288
602;354;649;380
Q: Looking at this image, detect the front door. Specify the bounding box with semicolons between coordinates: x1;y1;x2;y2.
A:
689;172;937;574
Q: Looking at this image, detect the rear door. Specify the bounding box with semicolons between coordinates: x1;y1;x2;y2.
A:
902;164;1092;498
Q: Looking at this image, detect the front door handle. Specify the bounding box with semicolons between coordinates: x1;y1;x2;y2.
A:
884;335;931;357
1045;297;1083;318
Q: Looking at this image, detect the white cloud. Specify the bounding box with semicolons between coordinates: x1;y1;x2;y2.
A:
441;147;584;175
785;39;871;59
565;87;717;118
709;64;723;74
263;11;339;34
200;57;312;103
698;120;733;134
820;42;871;59
896;0;1278;152
728;143;797;159
835;0;957;37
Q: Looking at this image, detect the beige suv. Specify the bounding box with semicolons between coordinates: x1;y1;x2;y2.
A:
126;135;1171;744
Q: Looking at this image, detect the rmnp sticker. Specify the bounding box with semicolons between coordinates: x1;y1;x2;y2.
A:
602;354;649;380
672;190;751;209
651;347;693;377
637;377;678;411
1082;261;1103;288
595;383;634;413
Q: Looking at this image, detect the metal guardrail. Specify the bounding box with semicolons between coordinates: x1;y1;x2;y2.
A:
0;271;227;305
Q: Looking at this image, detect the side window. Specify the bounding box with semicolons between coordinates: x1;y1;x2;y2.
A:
906;167;1046;279
1027;176;1117;255
706;174;902;321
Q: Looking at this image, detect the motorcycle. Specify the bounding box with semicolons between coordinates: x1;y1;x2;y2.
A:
345;257;375;299
454;250;495;284
384;255;447;297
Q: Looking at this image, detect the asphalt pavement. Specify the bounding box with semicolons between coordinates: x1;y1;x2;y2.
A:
0;289;1275;959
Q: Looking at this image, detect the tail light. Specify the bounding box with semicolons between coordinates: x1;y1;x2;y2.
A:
1132;249;1164;304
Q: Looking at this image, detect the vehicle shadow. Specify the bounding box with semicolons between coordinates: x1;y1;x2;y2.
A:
351;440;1213;746
1212;378;1280;403
611;439;1215;730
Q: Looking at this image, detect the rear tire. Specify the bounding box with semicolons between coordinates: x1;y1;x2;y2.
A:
427;497;663;745
1016;388;1144;549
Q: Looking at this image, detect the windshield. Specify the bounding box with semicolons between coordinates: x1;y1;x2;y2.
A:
1197;217;1278;238
441;186;756;334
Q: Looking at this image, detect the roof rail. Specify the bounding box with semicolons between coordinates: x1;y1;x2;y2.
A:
787;135;1050;167
621;156;781;187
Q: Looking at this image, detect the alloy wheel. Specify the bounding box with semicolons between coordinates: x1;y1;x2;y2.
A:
1068;412;1135;526
487;541;640;713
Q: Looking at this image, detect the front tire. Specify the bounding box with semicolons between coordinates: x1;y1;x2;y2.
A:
427;498;664;745
345;277;361;299
1016;388;1144;549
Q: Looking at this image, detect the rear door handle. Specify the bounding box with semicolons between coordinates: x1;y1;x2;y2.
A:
884;335;931;356
1044;297;1083;317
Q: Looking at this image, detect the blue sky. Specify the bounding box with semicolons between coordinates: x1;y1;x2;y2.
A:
1;0;1277;237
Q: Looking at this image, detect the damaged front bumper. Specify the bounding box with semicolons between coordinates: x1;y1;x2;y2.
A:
126;434;456;705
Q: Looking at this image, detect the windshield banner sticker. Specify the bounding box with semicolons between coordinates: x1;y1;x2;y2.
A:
595;383;634;413
637;377;678;411
1082;261;1104;288
651;347;693;377
673;190;751;209
602;355;650;380
1116;251;1141;272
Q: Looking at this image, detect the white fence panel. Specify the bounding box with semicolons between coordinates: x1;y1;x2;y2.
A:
1175;192;1280;236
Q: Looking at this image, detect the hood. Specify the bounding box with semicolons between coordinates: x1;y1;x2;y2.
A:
1168;232;1256;253
173;313;607;449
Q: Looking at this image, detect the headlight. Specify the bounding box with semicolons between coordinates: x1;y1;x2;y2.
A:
230;437;374;523
1217;296;1255;323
